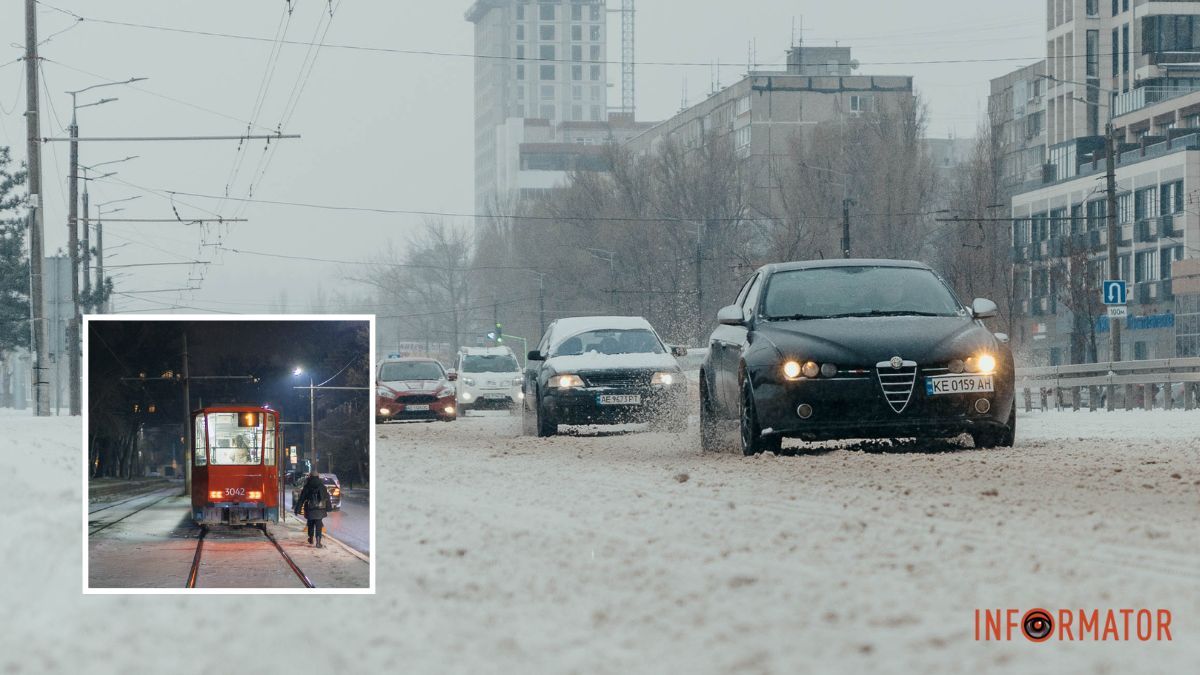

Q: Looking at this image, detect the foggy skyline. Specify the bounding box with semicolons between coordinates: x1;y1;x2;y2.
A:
0;1;1042;312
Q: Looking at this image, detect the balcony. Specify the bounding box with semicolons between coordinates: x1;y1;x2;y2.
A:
1159;214;1182;237
1112;78;1200;118
1135;219;1157;242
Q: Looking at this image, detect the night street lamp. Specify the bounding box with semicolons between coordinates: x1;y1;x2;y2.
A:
292;366;317;471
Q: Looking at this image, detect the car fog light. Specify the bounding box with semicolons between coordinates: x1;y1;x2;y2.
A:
820;363;837;378
796;403;814;419
801;361;820;379
444;406;456;414
783;361;802;379
379;407;390;416
948;359;965;374
974;398;991;414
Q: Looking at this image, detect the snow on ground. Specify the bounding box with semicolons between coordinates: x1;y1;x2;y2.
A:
3;409;1198;673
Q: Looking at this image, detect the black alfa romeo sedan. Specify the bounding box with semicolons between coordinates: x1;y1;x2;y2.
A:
700;259;1016;455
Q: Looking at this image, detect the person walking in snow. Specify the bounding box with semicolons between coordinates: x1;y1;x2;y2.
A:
294;469;330;548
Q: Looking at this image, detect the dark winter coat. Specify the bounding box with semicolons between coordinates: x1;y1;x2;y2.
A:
295;476;330;520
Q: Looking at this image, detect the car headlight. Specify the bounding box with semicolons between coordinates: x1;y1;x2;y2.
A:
801;361;820;379
378;407;391;416
463;377;476;386
551;374;584;389
782;361;802;379
512;378;523;387
948;359;965;374
651;372;677;386
965;354;996;374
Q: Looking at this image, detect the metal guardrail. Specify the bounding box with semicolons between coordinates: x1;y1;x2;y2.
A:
1015;358;1200;412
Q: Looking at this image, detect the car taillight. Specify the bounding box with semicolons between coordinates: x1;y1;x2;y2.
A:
208;491;222;500
247;491;262;500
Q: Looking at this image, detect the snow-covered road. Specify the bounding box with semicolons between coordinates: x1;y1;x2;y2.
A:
3;410;1198;673
379;410;1199;673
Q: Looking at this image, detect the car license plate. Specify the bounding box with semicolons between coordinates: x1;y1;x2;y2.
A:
407;404;430;411
483;394;508;399
925;374;994;395
598;394;641;405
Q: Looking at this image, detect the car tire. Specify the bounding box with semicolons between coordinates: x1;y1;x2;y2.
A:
740;379;781;456
521;390;538;436
699;376;725;452
536;395;558;437
972;405;1016;449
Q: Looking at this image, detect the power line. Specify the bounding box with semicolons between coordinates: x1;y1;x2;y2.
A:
34;2;1071;69
163;188;944;223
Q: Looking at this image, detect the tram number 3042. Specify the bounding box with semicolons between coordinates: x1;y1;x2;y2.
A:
224;487;246;497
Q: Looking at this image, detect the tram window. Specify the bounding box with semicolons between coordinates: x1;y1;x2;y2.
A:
193;414;207;466
206;412;263;465
264;415;276;466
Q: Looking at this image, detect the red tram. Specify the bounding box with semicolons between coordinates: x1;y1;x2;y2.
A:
190;405;283;525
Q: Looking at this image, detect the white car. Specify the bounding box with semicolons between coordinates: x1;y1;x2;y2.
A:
456;346;524;415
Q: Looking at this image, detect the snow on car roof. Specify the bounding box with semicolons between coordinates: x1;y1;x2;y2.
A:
460;346;515;356
547;316;658;348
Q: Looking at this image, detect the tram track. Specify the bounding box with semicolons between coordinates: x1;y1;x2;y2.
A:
185;524;315;589
88;492;177;536
88;486;179;516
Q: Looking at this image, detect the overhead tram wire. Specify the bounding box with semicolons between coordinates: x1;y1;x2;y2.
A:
35;2;1090;69
164;189;944;223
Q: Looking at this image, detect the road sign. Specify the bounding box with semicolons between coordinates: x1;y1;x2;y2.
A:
1102;279;1127;305
1107;306;1128;319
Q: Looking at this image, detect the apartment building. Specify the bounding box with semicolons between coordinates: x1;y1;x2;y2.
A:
466;0;610;213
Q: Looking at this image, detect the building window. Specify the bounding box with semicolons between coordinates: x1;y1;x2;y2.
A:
516;25;525;41
540;64;556;80
590;45;601;61
1134;341;1148;360
590;25;602;41
540;104;556;120
572;45;583;61
540;45;556;61
572;24;582;41
1162;246;1184;278
1111;0;1118;16
571;4;582;21
735;125;752;150
517;4;524;20
572;104;583;121
1135;250;1156;282
590;105;602;121
1112;28;1119;77
1160;179;1184;214
572;85;582;100
516;65;525;80
1134;186;1158;221
1049;207;1067;239
849;95;874;113
590;64;602;81
591;85;603;100
541;84;555;100
539;4;555;21
590;5;601;21
572;65;583;80
1122;24;1130;84
1086;30;1099;78
1087;0;1098;17
516;45;525;60
540;25;555;41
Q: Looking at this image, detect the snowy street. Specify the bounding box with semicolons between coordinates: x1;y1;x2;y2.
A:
378;410;1200;672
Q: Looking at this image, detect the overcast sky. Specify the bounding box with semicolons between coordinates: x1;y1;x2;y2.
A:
0;1;1042;314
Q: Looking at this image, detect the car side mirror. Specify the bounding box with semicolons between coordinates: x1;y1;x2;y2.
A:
527;350;544;362
447;371;458;382
717;305;745;326
971;298;998;319
994;332;1010;344
670;345;688;358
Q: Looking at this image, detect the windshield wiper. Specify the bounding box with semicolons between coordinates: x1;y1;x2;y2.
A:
823;310;946;318
764;313;829;321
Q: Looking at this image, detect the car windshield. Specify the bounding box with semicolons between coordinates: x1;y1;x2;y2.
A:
379;361;444;381
762;266;964;320
553;328;664;356
462;354;519;373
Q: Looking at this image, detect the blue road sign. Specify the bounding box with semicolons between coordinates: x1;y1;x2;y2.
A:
1102;280;1127;305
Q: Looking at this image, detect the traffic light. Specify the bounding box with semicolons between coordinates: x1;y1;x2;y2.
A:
495;323;504;343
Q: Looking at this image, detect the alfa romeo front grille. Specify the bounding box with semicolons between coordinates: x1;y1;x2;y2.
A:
875;360;918;413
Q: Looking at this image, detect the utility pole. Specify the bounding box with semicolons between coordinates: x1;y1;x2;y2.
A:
24;0;50;416
67;111;82;415
695;222;705;343
1104;122;1122;370
537;272;546;336
182;330;191;495
842;198;852;258
309;375;317;470
81;183;90;307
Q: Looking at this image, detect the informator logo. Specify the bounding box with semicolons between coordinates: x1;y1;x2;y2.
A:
975;608;1173;642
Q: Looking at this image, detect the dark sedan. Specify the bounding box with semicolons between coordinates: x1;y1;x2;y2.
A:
700;259;1016;455
522;316;689;436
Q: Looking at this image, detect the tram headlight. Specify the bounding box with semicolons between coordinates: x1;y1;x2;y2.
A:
247;491;262;500
208;490;221;500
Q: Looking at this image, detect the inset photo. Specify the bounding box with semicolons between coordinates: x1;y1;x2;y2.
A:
84;315;373;593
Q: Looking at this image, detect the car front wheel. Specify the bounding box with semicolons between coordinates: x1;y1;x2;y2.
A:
972;405;1016;448
700;376;726;452
536;393;557;437
740;379;781;456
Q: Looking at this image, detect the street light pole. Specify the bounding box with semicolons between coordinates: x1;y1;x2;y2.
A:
24;0;50;415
